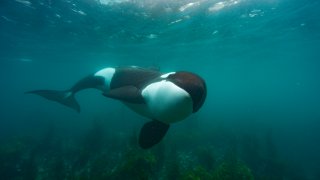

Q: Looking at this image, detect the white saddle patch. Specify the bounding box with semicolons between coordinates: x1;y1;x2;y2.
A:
94;67;115;91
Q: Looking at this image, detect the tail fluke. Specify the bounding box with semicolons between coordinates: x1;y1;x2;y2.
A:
25;90;80;113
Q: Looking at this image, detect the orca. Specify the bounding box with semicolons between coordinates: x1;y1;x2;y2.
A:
26;66;207;149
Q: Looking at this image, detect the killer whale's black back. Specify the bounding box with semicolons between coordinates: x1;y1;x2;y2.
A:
110;67;161;90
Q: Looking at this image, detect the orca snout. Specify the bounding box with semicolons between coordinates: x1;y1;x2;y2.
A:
167;72;207;112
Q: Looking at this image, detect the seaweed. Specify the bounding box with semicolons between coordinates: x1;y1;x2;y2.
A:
195;146;216;170
212;160;254;180
181;166;213;180
110;148;157;180
211;140;254;180
0;136;34;179
166;157;181;180
0;117;311;179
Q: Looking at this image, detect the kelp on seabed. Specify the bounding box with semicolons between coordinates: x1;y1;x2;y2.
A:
0;117;309;180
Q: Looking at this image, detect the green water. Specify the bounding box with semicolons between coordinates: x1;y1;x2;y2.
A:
0;0;320;179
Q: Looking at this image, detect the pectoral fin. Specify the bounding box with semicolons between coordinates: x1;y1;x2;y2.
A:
139;120;170;149
102;86;144;103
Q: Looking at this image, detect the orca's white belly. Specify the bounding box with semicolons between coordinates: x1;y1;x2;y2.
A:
124;80;193;124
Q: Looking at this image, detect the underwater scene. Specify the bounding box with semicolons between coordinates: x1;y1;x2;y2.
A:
1;0;320;179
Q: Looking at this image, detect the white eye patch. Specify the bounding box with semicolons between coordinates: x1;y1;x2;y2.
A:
160;72;175;78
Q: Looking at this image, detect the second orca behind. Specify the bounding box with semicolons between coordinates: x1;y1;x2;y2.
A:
26;66;207;149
